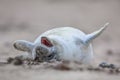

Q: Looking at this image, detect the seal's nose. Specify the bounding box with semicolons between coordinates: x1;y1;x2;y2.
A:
35;46;49;56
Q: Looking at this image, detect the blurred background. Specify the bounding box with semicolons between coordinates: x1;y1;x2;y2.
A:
0;0;120;80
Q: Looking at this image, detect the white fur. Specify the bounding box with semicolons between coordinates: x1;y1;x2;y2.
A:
34;27;93;63
14;23;109;64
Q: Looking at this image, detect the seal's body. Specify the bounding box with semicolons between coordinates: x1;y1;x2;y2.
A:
34;27;93;63
13;23;109;64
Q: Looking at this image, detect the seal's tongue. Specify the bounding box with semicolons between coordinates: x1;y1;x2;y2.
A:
84;23;109;44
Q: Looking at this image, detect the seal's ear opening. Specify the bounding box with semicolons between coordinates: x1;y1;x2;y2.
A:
41;37;53;47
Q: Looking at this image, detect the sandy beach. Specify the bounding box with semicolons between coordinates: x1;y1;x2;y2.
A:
0;0;120;80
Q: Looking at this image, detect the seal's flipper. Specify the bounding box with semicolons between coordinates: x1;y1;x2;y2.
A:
84;23;109;44
13;40;34;52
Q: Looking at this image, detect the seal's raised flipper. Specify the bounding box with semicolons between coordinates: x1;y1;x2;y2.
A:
13;40;34;52
84;22;109;44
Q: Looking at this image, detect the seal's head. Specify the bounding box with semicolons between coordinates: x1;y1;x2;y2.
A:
34;37;56;61
13;37;56;61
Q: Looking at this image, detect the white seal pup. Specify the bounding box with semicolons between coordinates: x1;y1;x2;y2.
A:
13;23;109;64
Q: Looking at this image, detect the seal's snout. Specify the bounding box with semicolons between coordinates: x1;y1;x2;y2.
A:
35;46;49;56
